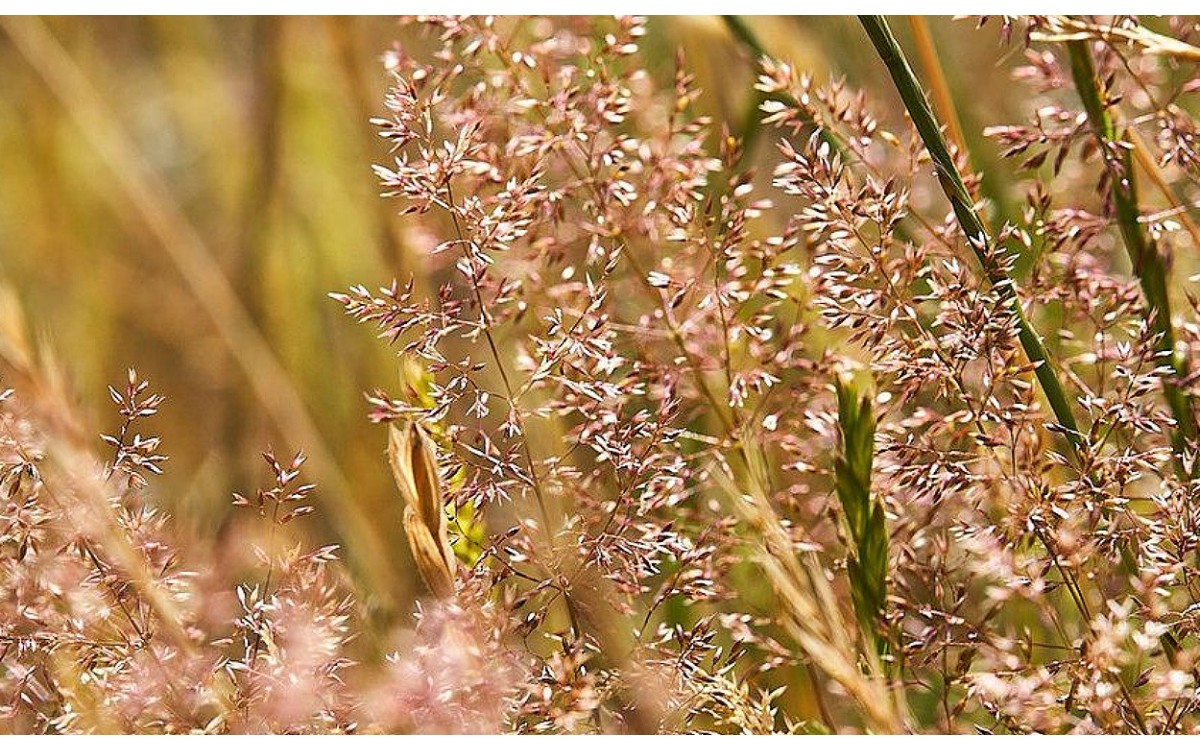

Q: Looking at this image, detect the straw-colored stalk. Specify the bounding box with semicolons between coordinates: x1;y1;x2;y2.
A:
1032;16;1200;63
720;443;906;733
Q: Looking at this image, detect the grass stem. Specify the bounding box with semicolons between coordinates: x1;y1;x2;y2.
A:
1066;39;1198;472
860;15;1083;450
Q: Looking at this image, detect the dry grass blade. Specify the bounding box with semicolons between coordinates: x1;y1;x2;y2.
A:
402;505;455;598
718;451;904;734
1032;16;1200;62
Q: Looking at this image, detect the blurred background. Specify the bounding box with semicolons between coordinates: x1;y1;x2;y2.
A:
0;16;1015;620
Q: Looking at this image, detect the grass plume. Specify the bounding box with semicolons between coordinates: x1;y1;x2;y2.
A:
6;14;1200;735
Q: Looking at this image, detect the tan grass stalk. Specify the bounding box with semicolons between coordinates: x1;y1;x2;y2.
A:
718;444;906;733
1126;127;1200;253
906;17;967;159
1032;16;1200;63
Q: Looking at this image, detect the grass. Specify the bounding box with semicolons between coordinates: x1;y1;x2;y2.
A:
1065;38;1198;474
5;15;1200;735
833;371;888;659
860;15;1084;451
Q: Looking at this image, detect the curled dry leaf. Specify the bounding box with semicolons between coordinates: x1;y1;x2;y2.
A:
388;420;456;596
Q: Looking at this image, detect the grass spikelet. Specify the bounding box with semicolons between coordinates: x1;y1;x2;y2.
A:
834;370;888;658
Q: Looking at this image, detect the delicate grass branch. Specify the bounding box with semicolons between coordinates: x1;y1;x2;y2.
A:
721;15;850;165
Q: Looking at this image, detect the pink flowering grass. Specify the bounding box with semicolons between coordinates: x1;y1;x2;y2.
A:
5;14;1200;734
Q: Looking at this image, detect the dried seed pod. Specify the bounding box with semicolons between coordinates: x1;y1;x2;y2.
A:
388;421;456;595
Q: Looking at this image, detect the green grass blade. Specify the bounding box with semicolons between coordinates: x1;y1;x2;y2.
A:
1066;39;1197;473
859;15;1082;450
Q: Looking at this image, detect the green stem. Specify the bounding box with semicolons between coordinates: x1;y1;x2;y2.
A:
1066;39;1197;473
722;14;762;58
720;15;767;163
859;15;1082;449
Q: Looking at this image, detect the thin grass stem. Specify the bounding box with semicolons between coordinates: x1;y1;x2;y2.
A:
906;17;967;160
